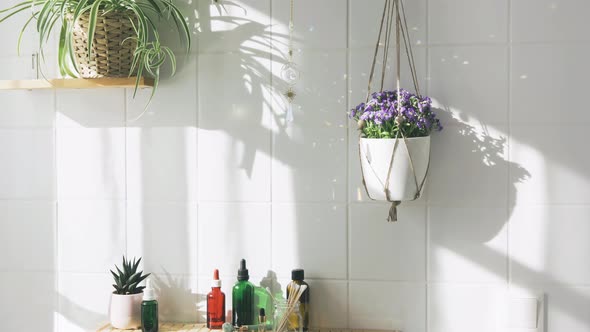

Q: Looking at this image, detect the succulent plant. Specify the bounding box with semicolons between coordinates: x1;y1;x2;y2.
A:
110;256;150;295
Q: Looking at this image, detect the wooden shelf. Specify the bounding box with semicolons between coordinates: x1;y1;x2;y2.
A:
0;77;154;90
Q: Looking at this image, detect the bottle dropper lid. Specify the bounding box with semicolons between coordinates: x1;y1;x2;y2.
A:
259;308;266;323
291;269;304;281
237;259;249;281
212;269;222;288
143;277;156;301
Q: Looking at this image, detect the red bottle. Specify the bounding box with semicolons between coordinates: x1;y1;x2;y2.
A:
207;269;226;329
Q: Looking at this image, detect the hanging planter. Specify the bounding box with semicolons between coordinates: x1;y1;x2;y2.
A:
359;136;430;201
350;0;442;222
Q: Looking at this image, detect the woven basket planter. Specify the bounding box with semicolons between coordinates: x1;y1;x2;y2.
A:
72;10;137;78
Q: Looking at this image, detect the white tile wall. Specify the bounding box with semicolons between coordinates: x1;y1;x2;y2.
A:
428;284;504;332
197;203;271;278
511;44;590;125
126;127;198;202
0;201;55;272
429;46;508;125
306;280;348;328
0;129;55;199
272;126;347;202
349;0;427;49
428;124;509;207
57;200;126;273
127;202;198;275
198;0;271;54
429;0;508;44
350;203;426;281
429;207;508;283
510;125;590;205
349;281;426;332
56;128;126;200
0;0;589;331
271;203;347;279
511;0;590;43
0;90;54;127
271;0;347;50
0;272;56;331
197;128;272;202
509;205;590;285
57;273;113;332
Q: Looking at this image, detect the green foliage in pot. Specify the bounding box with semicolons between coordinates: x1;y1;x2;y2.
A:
111;256;150;295
0;0;191;97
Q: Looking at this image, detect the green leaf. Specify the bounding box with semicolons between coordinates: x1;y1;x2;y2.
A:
17;12;36;55
132;257;142;273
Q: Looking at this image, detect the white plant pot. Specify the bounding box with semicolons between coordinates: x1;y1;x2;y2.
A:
359;136;431;201
109;293;143;329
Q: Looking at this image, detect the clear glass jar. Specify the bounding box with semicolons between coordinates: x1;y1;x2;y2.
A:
273;300;302;332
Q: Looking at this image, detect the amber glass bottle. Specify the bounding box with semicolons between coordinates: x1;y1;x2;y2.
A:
286;269;309;331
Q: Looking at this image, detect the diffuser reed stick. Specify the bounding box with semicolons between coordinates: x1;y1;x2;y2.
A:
275;284;307;332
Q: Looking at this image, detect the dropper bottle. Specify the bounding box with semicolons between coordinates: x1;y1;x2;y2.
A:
207;269;226;329
141;278;158;332
232;259;255;326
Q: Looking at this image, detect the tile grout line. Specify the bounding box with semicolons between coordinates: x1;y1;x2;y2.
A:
506;0;513;291
346;0;352;328
195;26;200;285
425;0;431;330
123;89;129;258
269;0;274;276
53;75;60;331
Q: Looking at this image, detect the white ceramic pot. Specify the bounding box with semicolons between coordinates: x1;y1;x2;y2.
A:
109;293;143;329
359;136;431;201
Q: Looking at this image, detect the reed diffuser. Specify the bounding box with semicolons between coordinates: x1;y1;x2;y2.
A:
273;284;308;332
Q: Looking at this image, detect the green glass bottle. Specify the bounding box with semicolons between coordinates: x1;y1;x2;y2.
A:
254;286;274;325
141;278;158;332
232;259;255;326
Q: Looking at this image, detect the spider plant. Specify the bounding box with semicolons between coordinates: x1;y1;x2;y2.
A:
0;0;191;98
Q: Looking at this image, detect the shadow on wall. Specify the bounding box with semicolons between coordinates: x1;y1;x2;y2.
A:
152;272;203;323
429;107;590;329
431;106;530;222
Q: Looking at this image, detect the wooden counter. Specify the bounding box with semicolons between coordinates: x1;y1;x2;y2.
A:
96;323;394;332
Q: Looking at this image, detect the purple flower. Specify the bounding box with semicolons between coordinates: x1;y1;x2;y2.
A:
349;88;442;138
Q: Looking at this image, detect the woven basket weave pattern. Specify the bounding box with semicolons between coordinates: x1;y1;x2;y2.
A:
72;11;137;78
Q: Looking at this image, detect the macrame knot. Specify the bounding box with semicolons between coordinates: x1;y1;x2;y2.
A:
387;201;401;222
357;119;366;130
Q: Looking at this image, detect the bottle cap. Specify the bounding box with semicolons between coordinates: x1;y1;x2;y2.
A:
212;269;222;287
143;278;156;301
259;308;266;323
237;259;249;281
291;269;304;281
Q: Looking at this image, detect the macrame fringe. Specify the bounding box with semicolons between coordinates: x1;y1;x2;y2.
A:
387;201;400;222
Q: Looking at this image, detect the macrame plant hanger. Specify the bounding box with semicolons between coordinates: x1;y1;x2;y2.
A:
359;0;428;222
